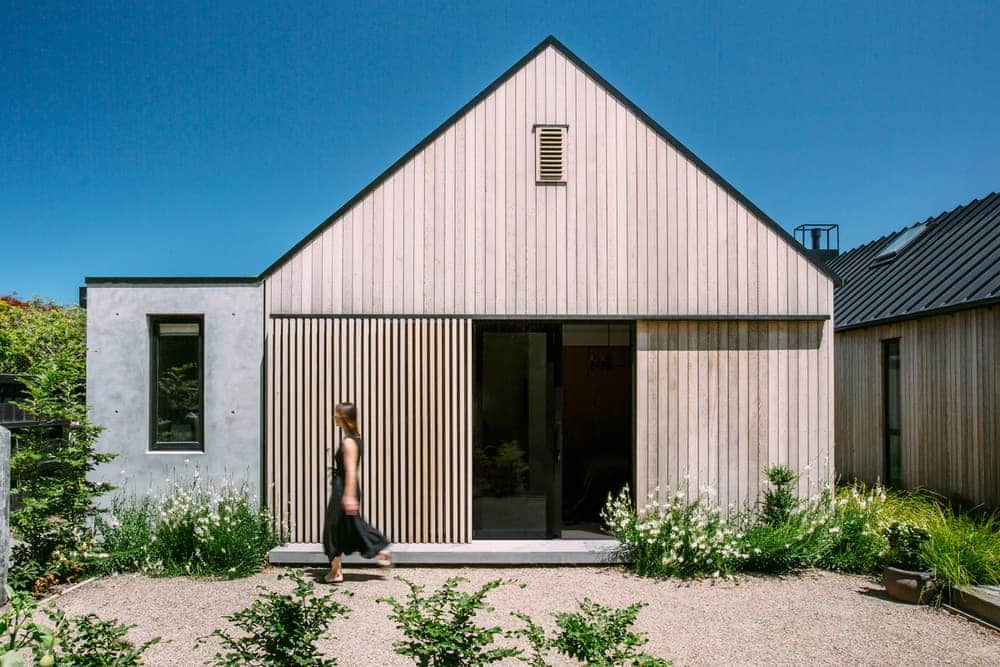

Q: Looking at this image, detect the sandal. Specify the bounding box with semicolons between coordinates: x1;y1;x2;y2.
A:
375;550;392;567
324;571;344;584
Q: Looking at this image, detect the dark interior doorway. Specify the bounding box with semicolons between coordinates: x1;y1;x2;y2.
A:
472;321;633;540
560;324;632;538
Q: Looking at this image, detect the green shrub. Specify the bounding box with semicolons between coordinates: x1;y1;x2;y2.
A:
1;298;115;595
197;569;351;667
0;585;160;667
884;522;930;570
601;486;745;579
738;501;831;573
549;599;670;667
95;473;283;579
919;507;1000;587
32;607;161;667
94;495;156;574
378;576;521;666
816;484;888;573
760;465;797;526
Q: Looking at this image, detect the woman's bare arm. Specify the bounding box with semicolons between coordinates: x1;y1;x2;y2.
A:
341;437;360;515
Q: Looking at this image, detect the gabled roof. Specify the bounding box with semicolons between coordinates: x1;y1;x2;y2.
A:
260;35;839;284
829;192;1000;331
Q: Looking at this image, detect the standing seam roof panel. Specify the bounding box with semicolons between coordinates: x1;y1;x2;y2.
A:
830;192;1000;330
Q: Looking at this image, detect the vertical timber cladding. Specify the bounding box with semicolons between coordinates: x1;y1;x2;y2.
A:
835;305;999;507
635;319;834;512
267;316;473;544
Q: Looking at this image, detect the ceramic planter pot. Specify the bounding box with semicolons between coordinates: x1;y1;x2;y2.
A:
883;565;936;603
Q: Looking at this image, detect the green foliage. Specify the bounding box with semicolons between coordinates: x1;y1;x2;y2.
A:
377;576;521;666
739;484;890;574
601;486;745;578
0;298;115;594
0;587;39;654
761;466;797;526
198;569;351;667
602;480;895;578
914;506;1000;587
0;585;159;666
509;613;549;667
31;607;161;667
473;441;528;497
549;599;669;667
95;474;283;578
817;484;888;573
884;522;930;571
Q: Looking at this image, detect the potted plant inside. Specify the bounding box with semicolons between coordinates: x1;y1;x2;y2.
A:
883;521;935;603
472;440;547;537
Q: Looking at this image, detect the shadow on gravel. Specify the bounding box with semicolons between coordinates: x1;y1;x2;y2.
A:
856;586;894;602
303;567;386;584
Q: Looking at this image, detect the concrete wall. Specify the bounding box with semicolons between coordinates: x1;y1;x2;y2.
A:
86;283;264;499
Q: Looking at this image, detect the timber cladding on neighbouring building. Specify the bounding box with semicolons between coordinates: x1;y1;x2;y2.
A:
829;193;999;507
86;36;836;547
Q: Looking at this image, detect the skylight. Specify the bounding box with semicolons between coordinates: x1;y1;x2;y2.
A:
875;222;928;261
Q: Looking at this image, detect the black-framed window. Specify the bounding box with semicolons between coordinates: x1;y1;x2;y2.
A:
882;338;901;488
150;316;204;451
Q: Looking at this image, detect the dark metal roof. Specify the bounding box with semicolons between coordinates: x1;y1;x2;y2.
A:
259;35;840;285
829;192;1000;331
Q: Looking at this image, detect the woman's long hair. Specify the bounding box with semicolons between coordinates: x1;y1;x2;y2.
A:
335;402;361;437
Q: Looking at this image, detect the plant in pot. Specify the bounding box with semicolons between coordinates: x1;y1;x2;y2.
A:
883;521;935;603
473;441;546;536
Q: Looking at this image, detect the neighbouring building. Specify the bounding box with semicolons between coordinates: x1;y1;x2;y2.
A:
86;36;837;546
830;192;999;507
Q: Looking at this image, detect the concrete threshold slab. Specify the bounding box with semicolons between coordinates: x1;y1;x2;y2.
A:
952;585;1000;629
269;540;628;566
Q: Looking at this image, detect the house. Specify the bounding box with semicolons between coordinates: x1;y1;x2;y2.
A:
829;193;999;507
85;36;836;548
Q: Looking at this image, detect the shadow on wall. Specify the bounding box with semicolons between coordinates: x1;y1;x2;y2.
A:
638;320;825;352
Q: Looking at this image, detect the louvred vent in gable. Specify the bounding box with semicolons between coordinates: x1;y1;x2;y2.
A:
535;125;567;183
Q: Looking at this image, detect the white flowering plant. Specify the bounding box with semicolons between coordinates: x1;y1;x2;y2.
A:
601;486;746;579
817;483;888;572
95;470;284;579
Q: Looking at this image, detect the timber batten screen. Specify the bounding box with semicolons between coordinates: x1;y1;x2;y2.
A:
267;317;473;543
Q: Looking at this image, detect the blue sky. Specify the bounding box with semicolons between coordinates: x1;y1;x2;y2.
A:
2;1;998;304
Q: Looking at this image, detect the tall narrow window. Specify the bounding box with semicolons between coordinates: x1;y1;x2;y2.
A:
882;338;901;487
150;317;204;451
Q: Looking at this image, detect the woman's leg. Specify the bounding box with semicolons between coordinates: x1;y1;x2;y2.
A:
325;555;343;583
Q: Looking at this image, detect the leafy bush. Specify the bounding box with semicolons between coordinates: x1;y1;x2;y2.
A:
378;576;521;666
0;585;160;667
817;484;888;573
32;607;161;667
1;298;115;594
95;473;283;578
884;522;930;570
602;486;745;578
549;599;670;667
760;465;797;526
197;569;351;667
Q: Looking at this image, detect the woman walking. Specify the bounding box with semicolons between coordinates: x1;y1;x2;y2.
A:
323;402;392;583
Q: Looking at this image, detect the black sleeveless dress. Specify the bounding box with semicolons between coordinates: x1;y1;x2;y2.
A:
322;436;390;559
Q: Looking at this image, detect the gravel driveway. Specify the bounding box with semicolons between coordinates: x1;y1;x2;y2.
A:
51;566;998;665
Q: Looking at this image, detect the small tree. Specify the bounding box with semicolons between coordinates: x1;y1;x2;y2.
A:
0;297;114;593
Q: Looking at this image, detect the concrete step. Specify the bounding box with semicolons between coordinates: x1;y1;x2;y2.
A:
269;539;628;566
952;585;1000;629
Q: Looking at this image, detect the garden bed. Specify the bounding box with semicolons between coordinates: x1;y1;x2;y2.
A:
49;566;998;665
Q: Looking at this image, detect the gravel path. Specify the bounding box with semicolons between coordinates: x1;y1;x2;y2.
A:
50;566;998;665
